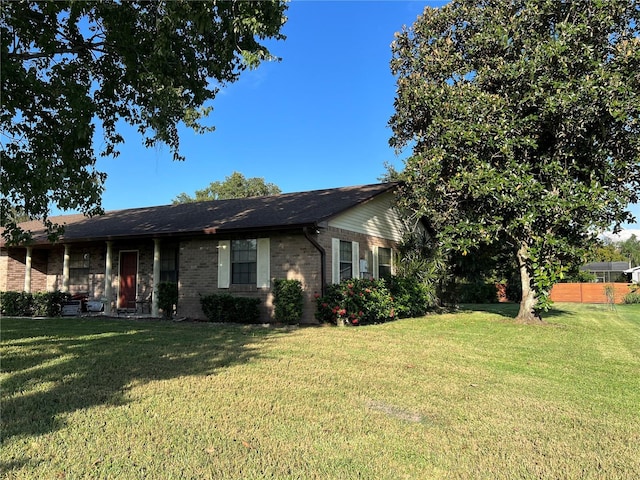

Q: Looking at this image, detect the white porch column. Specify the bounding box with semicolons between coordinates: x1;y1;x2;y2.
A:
104;241;113;314
24;246;33;293
62;244;70;293
152;239;161;317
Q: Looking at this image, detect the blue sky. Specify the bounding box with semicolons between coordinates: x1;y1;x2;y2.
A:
84;0;639;230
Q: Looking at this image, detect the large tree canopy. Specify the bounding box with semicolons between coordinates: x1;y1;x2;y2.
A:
172;171;281;203
389;0;640;322
1;0;287;244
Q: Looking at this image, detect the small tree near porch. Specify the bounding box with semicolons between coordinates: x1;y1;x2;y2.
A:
389;0;640;322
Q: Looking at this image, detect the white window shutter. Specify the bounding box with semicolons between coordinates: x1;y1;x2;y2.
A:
352;241;360;279
257;238;270;288
372;246;380;279
217;240;230;288
390;247;395;276
331;238;340;284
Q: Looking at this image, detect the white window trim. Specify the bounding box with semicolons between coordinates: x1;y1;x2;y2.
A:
218;238;270;289
352;241;360;279
257;238;270;288
371;246;378;279
331;238;340;284
372;246;394;279
332;238;359;283
217;240;230;288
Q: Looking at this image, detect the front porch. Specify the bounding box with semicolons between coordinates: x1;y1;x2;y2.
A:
7;238;171;318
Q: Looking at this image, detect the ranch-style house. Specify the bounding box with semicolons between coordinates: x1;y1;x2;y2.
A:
0;183;406;323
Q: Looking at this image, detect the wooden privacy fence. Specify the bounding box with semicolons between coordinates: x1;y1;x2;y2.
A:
549;283;632;304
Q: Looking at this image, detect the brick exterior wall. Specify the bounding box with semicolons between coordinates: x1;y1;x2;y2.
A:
46;246;63;292
177;238;218;319
271;233;323;323
2;249;25;291
1;248;49;292
176;233;325;322
0;249;7;291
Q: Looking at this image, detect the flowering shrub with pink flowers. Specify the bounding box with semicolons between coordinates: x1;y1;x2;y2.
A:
315;278;394;326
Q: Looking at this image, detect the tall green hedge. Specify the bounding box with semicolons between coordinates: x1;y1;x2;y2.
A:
200;293;261;323
0;291;71;317
272;279;303;324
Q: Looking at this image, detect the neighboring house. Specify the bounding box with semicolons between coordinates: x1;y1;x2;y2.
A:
580;261;631;283
624;266;640;283
0;183;406;323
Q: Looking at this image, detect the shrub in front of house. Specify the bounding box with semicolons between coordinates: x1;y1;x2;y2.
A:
272;279;303;324
387;276;433;318
0;290;72;317
32;291;72;317
0;291;33;316
315;278;394;326
200;293;261;323
157;282;178;320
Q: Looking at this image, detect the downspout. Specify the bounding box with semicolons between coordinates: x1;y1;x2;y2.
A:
303;226;326;297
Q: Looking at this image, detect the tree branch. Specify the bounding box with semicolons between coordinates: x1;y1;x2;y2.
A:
8;42;108;61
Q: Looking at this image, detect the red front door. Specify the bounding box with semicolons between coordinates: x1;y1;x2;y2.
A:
119;252;137;309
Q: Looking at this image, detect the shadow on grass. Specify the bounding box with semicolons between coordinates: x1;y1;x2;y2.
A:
457;303;574;319
0;318;288;449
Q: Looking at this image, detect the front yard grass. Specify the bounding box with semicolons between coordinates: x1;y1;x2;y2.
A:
1;303;639;479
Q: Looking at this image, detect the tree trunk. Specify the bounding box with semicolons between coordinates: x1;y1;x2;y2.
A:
515;244;543;324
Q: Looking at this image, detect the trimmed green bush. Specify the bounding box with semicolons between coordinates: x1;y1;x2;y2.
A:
32;291;72;317
623;292;640;304
200;293;261;323
273;279;303;324
0;290;72;317
0;291;33;316
388;276;433;318
315;278;394;326
623;284;640;304
157;282;178;319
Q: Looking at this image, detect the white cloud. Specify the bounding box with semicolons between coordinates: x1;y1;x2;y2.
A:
601;229;640;243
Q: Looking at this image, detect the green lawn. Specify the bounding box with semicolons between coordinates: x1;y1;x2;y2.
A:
1;303;639;479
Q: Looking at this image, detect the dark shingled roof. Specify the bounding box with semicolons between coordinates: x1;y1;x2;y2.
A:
3;183;398;246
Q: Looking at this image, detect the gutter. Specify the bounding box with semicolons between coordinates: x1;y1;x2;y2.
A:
303;226;326;297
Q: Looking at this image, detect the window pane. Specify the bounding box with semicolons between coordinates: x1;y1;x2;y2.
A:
160;248;178;283
160;248;176;271
70;252;89;268
69;252;90;287
379;265;392;279
378;247;391;266
340;263;352;281
232;239;257;284
339;241;353;280
340;241;352;262
378;247;392;279
160;271;177;283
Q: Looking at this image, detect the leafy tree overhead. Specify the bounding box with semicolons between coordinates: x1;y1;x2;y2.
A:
1;0;287;244
389;0;640;322
172;171;281;203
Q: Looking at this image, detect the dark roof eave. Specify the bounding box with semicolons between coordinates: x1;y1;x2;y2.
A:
205;222;320;235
